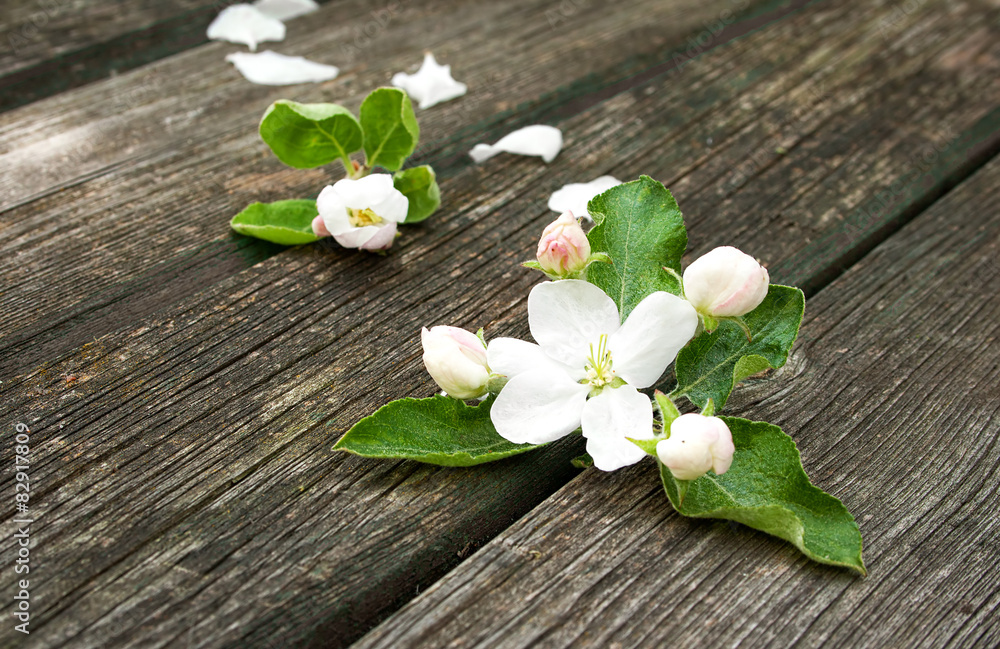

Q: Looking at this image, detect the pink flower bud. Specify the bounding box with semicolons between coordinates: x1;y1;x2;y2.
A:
683;246;769;317
421;326;490;400
656;413;735;481
536;211;591;278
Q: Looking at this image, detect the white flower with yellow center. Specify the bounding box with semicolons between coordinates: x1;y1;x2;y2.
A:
312;174;409;251
487;280;698;471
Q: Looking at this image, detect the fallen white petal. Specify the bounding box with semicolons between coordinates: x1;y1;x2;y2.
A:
225;51;339;85
547;176;623;221
253;0;318;21
469;125;563;164
392;52;467;109
207;4;285;51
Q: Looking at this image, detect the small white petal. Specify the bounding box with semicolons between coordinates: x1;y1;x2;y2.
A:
207;5;285;51
581;385;653;472
392;52;468;109
487;338;582;381
469;125;563;164
468;144;500;163
333;174;396;210
253;0;318;21
491;370;589;445
528;280;620;369
225;51;338;85
547;176;622;221
608;292;699;389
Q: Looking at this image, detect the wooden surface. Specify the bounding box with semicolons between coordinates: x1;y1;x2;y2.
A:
0;0;998;647
352;154;1000;649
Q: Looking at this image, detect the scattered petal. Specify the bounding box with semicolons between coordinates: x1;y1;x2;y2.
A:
253;0;319;21
225;51;339;85
581;385;653;472
469;125;563;164
547;176;623;221
207;5;286;51
391;53;468;109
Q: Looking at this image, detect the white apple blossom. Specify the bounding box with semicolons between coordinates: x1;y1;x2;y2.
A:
547;176;622;221
421;327;490;400
207;5;285;51
656;413;735;481
312;175;408;251
392;53;468;109
488;280;698;471
683;246;769;318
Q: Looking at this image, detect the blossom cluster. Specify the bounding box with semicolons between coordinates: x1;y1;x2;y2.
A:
421;212;770;480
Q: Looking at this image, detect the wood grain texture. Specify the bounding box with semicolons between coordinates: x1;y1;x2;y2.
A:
3;0;998;378
0;0;228;112
350;158;1000;649
0;0;773;377
0;0;997;647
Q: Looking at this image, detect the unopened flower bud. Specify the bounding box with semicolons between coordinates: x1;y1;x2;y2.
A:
536;211;591;278
683;246;769;317
421;326;490;400
656;413;735;481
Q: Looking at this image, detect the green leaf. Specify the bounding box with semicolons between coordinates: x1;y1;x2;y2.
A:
586;176;687;319
333;395;542;467
571;453;594;469
259;100;363;169
393;165;441;223
672;285;804;409
660;416;865;574
360;87;420;172
230;199;319;245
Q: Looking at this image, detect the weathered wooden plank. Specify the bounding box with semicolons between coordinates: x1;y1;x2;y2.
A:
0;1;998;647
0;0;774;377
0;0;234;113
350;157;1000;649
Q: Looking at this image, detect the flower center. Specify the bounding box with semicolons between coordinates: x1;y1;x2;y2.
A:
349;207;383;228
584;334;615;388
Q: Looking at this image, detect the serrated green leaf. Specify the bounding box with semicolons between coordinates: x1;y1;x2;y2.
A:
393;165;441;223
333;395;542;467
586;176;686;319
672;285;804;409
259;100;363;169
230;199;319;245
360;87;420;172
660;416;865;574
